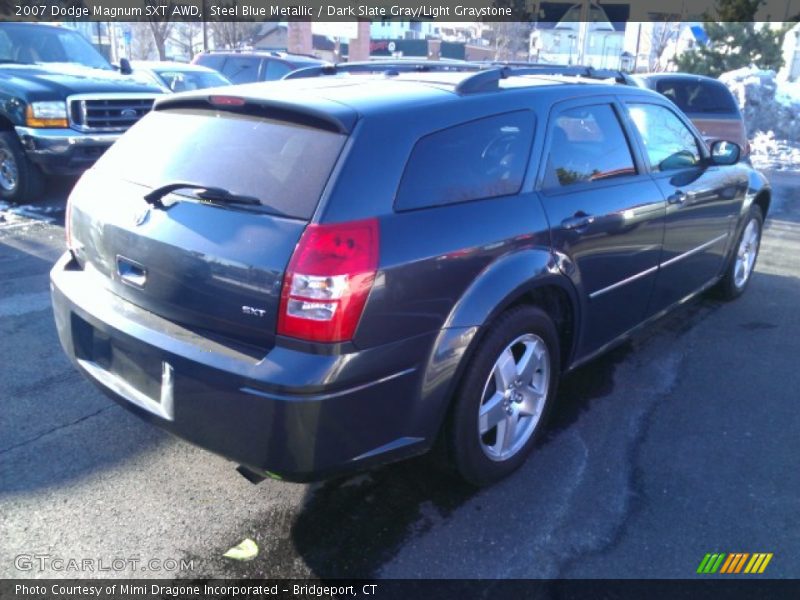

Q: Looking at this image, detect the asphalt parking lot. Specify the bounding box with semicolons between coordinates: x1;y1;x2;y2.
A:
1;171;798;579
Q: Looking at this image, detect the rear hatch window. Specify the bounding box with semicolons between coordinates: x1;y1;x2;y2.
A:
655;79;738;116
95;108;346;220
70;108;347;349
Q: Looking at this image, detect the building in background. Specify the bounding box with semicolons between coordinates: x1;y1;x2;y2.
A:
623;22;704;73
56;13;729;73
780;22;800;81
370;21;439;40
530;3;626;68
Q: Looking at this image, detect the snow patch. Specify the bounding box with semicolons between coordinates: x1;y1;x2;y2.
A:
719;66;800;171
775;80;800;108
748;131;800;171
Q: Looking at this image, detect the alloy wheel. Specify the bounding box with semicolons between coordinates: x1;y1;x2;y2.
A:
734;218;760;289
478;333;550;462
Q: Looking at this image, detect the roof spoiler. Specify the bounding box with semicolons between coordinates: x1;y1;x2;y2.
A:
153;94;356;134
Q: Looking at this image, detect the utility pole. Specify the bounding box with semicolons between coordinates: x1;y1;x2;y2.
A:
202;0;208;51
109;22;118;63
576;0;590;65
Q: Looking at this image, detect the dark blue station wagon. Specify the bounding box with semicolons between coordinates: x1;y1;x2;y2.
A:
51;67;770;486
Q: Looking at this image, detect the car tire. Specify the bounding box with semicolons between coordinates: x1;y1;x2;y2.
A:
717;205;764;300
447;305;560;486
0;131;45;204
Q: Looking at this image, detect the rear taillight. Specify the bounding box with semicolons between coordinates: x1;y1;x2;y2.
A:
278;218;379;343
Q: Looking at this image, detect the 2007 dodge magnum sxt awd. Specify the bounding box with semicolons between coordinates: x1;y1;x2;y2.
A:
51;67;769;486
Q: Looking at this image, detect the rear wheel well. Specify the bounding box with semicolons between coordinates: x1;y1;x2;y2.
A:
507;285;576;370
432;284;576;470
753;190;770;219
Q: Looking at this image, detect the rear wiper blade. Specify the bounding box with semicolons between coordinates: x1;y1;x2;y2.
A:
143;183;261;209
193;187;261;206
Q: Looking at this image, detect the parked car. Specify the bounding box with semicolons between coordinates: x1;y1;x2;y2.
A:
131;61;232;93
192;50;326;84
0;22;162;203
631;73;749;155
51;67;770;486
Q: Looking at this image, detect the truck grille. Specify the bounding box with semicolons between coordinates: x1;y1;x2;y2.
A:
68;95;158;133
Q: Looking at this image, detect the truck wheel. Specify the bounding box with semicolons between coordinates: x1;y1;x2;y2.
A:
447;305;560;486
0;131;44;203
717;205;763;300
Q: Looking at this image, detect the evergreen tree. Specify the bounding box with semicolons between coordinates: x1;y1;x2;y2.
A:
675;0;790;77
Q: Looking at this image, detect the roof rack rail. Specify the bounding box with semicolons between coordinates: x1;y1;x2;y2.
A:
283;60;482;80
456;65;634;94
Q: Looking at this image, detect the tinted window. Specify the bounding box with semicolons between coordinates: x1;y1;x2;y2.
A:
263;60;293;80
628;103;701;172
655;79;738;114
194;54;225;71
221;56;261;84
94;109;346;220
395;112;534;211
155;70;230;91
544;104;636;189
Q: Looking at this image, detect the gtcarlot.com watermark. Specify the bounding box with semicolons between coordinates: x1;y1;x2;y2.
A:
14;553;194;573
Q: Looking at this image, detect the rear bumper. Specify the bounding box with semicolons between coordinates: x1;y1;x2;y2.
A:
16;126;120;176
50;253;436;481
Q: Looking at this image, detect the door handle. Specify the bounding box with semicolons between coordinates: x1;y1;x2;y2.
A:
562;212;595;231
667;190;687;205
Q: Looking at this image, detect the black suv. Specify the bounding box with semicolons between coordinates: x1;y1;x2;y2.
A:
51;67;770;486
0;22;162;202
192;50;326;84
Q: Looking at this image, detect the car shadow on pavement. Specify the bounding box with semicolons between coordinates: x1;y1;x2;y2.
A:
274;338;646;578
0;239;169;495
282;291;744;578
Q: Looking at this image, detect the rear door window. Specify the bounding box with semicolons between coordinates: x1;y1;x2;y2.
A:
221;56;261;84
395;111;534;211
627;103;701;172
543;104;637;189
655;79;738;115
94;109;346;220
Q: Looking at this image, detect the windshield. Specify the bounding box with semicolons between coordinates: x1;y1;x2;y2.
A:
155;70;231;92
0;24;111;70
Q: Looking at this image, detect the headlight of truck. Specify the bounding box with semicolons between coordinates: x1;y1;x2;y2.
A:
25;101;69;128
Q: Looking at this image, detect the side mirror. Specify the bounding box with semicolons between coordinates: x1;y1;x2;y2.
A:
119;58;133;75
710;140;741;166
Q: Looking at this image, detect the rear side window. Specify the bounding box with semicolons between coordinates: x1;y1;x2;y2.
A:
543;104;636;189
94;109;346;220
627;103;701;172
655;79;738;115
195;54;224;71
221;56;261;84
395;111;534;211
